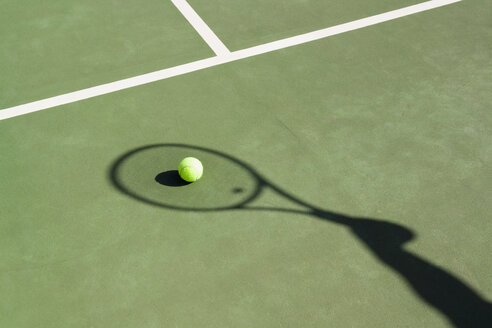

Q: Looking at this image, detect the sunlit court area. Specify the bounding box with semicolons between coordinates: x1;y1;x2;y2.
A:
1;0;491;327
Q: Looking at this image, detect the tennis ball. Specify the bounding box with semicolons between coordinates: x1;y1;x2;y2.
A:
178;157;203;182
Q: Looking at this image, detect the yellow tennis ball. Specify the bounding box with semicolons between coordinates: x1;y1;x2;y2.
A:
178;157;203;182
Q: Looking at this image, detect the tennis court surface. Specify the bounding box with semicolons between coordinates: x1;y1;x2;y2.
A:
1;0;491;327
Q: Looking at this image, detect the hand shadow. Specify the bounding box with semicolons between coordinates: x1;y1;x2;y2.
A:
316;210;492;328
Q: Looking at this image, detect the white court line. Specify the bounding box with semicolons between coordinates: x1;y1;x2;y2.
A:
0;0;461;121
171;0;230;56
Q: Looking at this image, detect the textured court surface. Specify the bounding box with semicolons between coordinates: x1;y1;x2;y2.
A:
1;1;491;327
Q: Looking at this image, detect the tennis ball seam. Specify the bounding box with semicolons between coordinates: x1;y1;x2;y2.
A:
179;166;193;174
178;157;203;182
179;166;202;182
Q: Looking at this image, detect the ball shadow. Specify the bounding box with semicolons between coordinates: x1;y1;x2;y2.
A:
155;170;190;187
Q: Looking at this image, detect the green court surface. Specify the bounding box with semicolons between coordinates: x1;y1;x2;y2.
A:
0;0;213;109
1;1;491;327
188;0;424;50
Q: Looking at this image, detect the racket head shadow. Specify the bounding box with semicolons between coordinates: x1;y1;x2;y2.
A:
110;144;262;211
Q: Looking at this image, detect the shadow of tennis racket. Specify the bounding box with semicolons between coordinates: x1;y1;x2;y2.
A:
109;143;491;328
